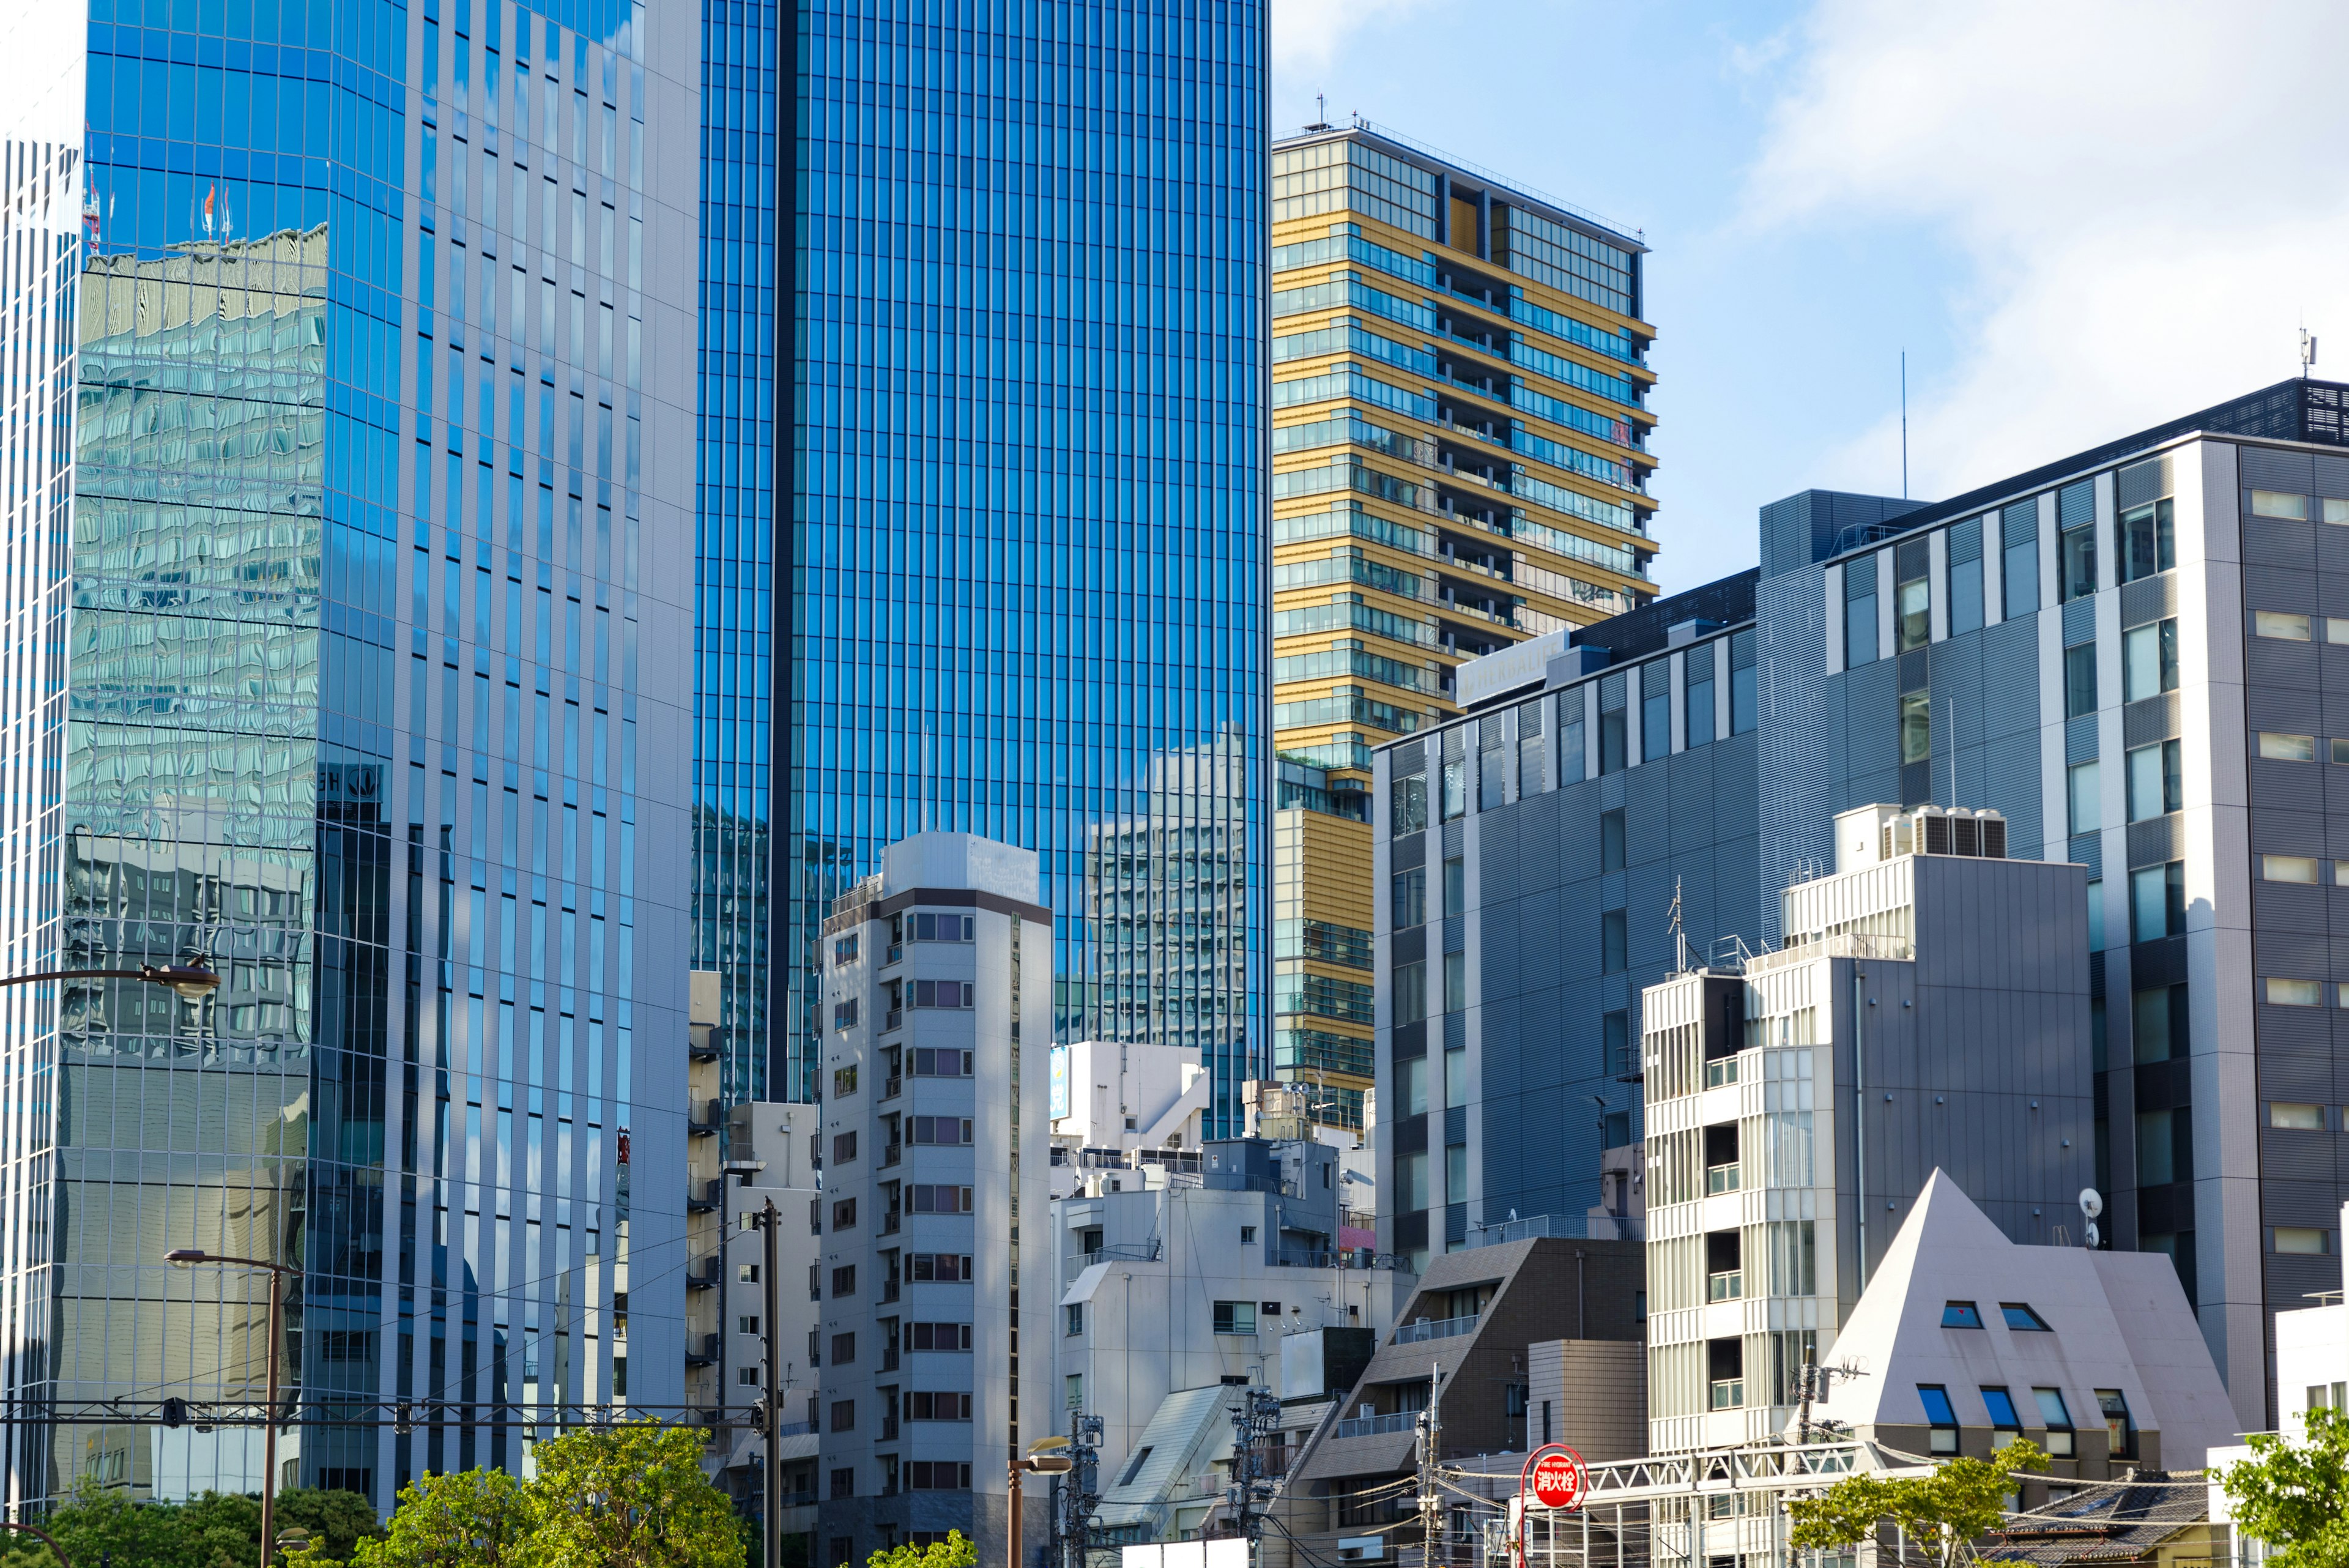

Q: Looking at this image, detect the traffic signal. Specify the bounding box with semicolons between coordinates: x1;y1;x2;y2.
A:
160;1397;188;1429
393;1401;414;1436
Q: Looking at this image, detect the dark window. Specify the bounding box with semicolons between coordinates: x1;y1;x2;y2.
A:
1393;962;1425;1025
1392;869;1426;928
831;1332;856;1365
1896;537;1930;652
1845;555;1879;667
1601;910;1627;973
2098;1389;2134;1457
1213;1301;1258;1335
2064;642;2098;717
1729;628;1757;735
831;1266;856;1298
829;1400;855;1433
2118;498;2175;582
2002;499;2039;617
1686;655;1716;748
1641;661;1671;762
2132;983;2189;1065
1949;521;1984;635
1441;856;1464;918
1600;809;1626;872
832;1198;856;1230
1999;1302;2050;1331
832;1131;856;1164
1918;1384;1959;1452
1981;1386;2021;1430
1392;773;1428;835
1941;1301;1983;1329
1598;673;1627;774
1120;1446;1155;1487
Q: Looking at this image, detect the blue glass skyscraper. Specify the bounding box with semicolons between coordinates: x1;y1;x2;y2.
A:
0;0;705;1509
779;0;1272;1127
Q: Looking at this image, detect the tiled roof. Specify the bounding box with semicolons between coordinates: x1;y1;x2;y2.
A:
1981;1471;2208;1566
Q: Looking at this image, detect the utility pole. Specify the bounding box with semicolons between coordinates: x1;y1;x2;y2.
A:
1057;1411;1102;1568
755;1197;782;1568
1226;1383;1282;1555
1415;1363;1443;1568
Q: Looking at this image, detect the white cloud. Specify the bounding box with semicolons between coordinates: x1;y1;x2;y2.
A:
0;0;86;146
1272;0;1437;78
1745;0;2349;499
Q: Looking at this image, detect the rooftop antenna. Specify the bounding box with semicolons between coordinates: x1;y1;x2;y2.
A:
1668;876;1688;974
1900;350;1909;500
1307;92;1331;132
2303;321;2319;379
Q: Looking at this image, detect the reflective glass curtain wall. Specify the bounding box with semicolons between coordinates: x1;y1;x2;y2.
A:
691;0;774;1101
787;0;1271;1126
1;0;702;1509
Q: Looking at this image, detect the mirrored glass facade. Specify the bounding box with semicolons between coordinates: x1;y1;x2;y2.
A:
783;0;1272;1128
0;0;701;1510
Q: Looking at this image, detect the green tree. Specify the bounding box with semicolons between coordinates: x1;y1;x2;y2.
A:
0;1481;196;1568
2219;1402;2349;1568
1788;1438;2048;1568
352;1469;532;1568
525;1424;744;1568
845;1532;976;1568
179;1490;266;1568
274;1488;389;1565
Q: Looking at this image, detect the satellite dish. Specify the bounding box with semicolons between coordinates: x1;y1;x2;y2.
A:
2084;1222;2101;1249
2079;1187;2103;1220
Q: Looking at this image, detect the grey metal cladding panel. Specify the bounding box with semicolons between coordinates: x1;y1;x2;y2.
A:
2244;564;2321;614
2263;1170;2347;1222
2246;518;2320;571
2247;645;2324;705
1842;660;1901;775
2253;881;2330;927
1666;745;1719;849
2068;834;2102;877
1557;886;1604;984
1444;1012;1466;1051
1706;736;1760;844
2320;532;2349;578
2327;772;2349;823
1481;809;1521;908
1395;832;1428;873
2253;928;2329;975
2264;1252;2345;1307
1929;633;1983;712
2256;1049;2334;1101
1443;818;1464;858
1548;785;1604;882
1984;730;2046;858
2257;1003;2336;1055
1623;766;1672;867
1444;1105;1466;1146
2320;575;2349;619
1444;915;1465;954
1625;863;1678;972
1756;567;1833;946
2123;694;2182;748
2120;573;2177;628
2250;811;2327;855
1850;768;1901;815
2062;596;2098;646
2251;758;2330;813
2242;446;2317;494
1713;835;1765;953
2315;453;2349;497
2065;715;2101;764
1979;618;2043;740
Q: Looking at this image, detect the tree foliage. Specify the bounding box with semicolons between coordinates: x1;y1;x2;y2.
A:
354;1469;532;1568
0;1481;385;1568
844;1532;976;1568
1787;1439;2048;1568
2219;1402;2349;1568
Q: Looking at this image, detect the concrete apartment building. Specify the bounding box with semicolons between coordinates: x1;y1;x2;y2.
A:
815;834;1054;1566
1641;804;2096;1452
1375;377;2349;1432
1269;120;1661;1140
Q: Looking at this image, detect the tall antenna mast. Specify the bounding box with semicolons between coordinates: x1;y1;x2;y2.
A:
2303;322;2319;379
1900;350;1909;500
1668;877;1687;974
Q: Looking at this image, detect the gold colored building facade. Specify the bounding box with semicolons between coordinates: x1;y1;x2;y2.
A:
1269;124;1657;1131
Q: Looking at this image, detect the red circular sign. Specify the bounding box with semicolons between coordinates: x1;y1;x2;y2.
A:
1528;1446;1587;1511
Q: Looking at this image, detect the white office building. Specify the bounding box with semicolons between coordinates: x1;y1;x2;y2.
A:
817;833;1054;1566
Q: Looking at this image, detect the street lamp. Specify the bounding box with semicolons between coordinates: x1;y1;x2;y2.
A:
1008;1436;1074;1568
166;1248;298;1568
0;962;218;998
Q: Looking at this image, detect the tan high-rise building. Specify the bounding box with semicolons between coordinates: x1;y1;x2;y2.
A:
1270;122;1658;1133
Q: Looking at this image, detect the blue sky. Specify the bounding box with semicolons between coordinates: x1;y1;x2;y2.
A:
1274;0;2349;594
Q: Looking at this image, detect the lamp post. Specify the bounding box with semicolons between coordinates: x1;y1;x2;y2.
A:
0;963;218;997
165;1248;297;1568
1009;1438;1074;1568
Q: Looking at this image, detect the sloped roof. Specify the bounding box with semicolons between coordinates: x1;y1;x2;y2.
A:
1811;1170;2241;1468
1096;1384;1242;1529
1982;1471;2209;1565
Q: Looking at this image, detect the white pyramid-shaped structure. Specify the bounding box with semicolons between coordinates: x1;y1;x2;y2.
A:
1812;1169;2242;1468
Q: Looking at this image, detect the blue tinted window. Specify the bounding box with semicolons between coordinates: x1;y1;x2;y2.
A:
1981;1387;2021;1429
1941;1301;1983;1329
1918;1385;1958;1426
2002;1302;2051;1331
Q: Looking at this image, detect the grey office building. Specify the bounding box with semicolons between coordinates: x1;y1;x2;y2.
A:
1375;377;2349;1429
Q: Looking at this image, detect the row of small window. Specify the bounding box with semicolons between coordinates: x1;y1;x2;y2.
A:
2260;978;2349;1008
1913;1382;2131;1458
2254;732;2349;764
807;1322;973;1370
829;915;974;969
1389;633;1759;834
826;1392;971;1432
2253;610;2349;645
1938;1299;2049;1330
831;1049;974;1098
